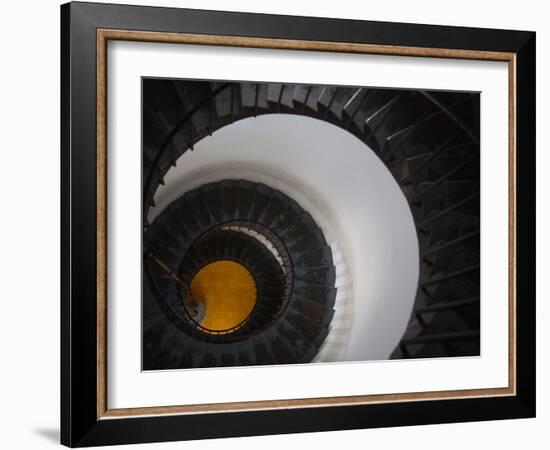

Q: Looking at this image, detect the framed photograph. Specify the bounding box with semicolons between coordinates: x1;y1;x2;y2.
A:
61;1;536;447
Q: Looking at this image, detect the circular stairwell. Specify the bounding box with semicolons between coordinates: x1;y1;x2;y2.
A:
143;181;336;369
142;79;481;366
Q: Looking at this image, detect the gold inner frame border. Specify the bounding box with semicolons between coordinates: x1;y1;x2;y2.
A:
95;28;517;420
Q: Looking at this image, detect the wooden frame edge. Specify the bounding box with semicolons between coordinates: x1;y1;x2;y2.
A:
508;55;517;396
97;29;108;419
100;387;515;419
98;28;515;61
95;28;517;420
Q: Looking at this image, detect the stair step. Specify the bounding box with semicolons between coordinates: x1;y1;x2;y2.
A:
184;190;212;229
279;84;298;110
416;296;480;314
401;330;480;346
321;87;358;120
220;180;239;221
251;335;277;364
266;84;284;108
423;230;480;258
287;227;328;252
427;212;480;245
236;179;257;218
417;193;479;229
236;340;256;366
405;142;478;183
416;181;480;218
143;319;191;370
143;80;187;130
422;277;480;306
269;333;299;364
275;318;317;361
293;85;324;113
293;246;334;268
422;264;480;288
239;83;258;110
258;191;287;227
426;247;480;277
372;92;431;143
208;81;234;121
293;282;337;306
179;339;207;368
247;183;273;220
291;299;335;328
294;266;336;286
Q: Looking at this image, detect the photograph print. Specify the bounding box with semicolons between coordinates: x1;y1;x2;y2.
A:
142;79;480;371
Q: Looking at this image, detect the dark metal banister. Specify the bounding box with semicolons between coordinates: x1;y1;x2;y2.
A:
143;82;231;213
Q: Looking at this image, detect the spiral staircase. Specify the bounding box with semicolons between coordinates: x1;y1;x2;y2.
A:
142;79;480;369
143;181;336;369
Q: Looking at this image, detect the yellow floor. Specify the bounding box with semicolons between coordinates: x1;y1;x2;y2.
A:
190;260;257;332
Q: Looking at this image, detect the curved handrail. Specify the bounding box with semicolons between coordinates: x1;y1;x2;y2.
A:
143;83;231;214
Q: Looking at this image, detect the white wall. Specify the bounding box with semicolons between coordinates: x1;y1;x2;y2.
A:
0;0;546;449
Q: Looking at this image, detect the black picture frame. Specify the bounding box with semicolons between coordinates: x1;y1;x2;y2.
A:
61;1;535;447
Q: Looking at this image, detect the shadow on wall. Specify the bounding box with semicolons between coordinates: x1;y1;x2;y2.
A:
34;428;59;444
